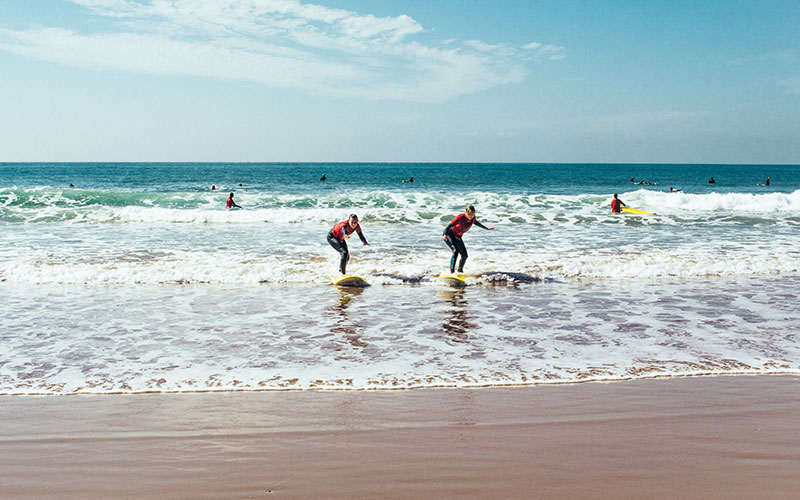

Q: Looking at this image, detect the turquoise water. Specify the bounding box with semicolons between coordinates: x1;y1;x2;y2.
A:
1;162;794;196
1;163;799;394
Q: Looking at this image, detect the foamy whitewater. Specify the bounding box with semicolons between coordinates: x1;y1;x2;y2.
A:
1;163;799;394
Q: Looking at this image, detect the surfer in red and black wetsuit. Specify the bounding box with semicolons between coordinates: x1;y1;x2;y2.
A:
611;193;626;213
226;192;241;209
327;214;369;274
442;205;494;274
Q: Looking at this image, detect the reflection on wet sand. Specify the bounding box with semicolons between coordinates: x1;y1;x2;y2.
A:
438;289;476;344
328;287;368;350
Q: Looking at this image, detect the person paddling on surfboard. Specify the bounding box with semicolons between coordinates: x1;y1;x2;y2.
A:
442;205;494;274
611;193;626;213
226;192;241;210
328;214;369;274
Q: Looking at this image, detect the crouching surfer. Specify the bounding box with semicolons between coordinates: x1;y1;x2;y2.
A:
327;214;369;274
442;205;494;274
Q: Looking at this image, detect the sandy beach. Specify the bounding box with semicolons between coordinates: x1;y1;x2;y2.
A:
1;375;798;499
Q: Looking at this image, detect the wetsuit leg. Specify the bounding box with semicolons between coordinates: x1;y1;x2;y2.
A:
455;238;468;272
327;233;350;274
444;234;468;273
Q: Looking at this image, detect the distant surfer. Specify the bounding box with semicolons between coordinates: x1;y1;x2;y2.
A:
69;183;75;188
669;187;682;193
442;205;495;274
630;176;634;183
611;193;627;213
210;184;216;191
320;174;326;181
226;192;241;210
766;176;770;186
709;177;715;185
328;214;369;274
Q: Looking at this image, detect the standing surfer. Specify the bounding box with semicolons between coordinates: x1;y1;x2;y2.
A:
328;214;369;275
611;193;626;213
442;205;495;274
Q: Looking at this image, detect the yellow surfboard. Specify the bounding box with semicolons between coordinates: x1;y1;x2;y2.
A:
438;273;467;287
332;275;369;287
622;207;655;215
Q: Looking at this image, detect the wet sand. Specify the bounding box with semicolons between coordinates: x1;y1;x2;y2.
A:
1;375;798;499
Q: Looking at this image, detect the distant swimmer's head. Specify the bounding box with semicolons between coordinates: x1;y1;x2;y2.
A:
210;184;216;191
348;214;359;228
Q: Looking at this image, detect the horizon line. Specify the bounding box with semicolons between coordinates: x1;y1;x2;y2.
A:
2;161;798;166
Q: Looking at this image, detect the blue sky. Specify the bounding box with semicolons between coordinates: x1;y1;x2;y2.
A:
1;0;798;163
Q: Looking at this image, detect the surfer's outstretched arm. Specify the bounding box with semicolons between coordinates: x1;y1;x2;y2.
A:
474;220;495;230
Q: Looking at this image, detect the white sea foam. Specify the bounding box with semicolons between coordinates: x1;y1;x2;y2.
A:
3;199;800;286
4;188;800;226
635;189;800;213
2;229;798;285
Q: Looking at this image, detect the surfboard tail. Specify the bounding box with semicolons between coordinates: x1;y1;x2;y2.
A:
332;276;369;287
438;274;467;287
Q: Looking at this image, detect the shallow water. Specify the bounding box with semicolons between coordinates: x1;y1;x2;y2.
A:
1;276;797;394
2;163;799;394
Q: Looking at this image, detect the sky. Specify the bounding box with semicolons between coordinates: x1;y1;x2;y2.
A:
0;0;799;163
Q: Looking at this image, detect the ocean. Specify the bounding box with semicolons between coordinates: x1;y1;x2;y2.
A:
1;162;799;394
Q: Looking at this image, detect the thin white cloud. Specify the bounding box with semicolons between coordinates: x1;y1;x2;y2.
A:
522;41;566;61
0;0;564;102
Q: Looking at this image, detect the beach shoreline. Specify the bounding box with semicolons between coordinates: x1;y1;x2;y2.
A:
2;374;798;499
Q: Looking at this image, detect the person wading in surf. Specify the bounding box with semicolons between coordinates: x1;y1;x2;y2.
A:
226;192;241;209
442;205;495;274
611;193;626;213
327;214;369;274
